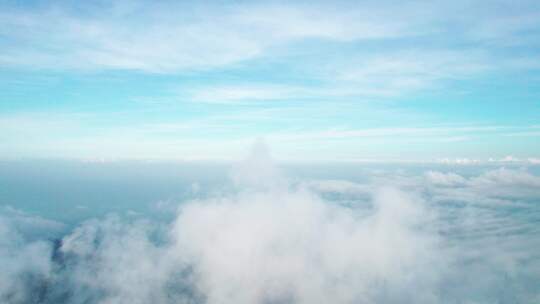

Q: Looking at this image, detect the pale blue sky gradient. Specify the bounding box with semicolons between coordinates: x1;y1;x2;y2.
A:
1;0;539;161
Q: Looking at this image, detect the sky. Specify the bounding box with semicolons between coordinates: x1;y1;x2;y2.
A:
1;0;540;161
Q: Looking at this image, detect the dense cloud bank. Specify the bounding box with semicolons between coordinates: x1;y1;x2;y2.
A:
1;151;540;303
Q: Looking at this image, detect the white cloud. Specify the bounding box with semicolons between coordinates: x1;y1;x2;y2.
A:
0;2;419;73
469;167;540;188
528;158;540;164
58;216;179;304
0;143;445;303
269;125;502;142
301;179;371;195
180;49;492;103
186;85;305;104
0;212;54;303
329;50;490;96
425;171;467;186
4;109;538;161
168;145;440;303
500;155;521;162
422;168;540;202
435;158;483;165
1;149;540;302
1;0;537;77
170;187;438;304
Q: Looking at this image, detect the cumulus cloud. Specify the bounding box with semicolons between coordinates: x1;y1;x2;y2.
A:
1;147;540;303
421;168;540;204
470;167;540;187
230;139;284;190
168;141;442;303
425;171;467;186
171;187;439;304
0;211;54;303
54;216;188;304
0;143;444;303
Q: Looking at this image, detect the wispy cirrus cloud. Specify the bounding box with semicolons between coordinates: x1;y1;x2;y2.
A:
173;49;491;103
185;85;306;104
0;0;538;75
3;108;538;160
0;1;421;73
1;0;540;160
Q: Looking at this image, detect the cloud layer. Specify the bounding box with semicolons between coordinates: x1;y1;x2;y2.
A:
1;145;540;303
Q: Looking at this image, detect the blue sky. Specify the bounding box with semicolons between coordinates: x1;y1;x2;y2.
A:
1;0;539;161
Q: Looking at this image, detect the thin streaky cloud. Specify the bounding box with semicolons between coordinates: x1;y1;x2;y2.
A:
0;0;539;160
